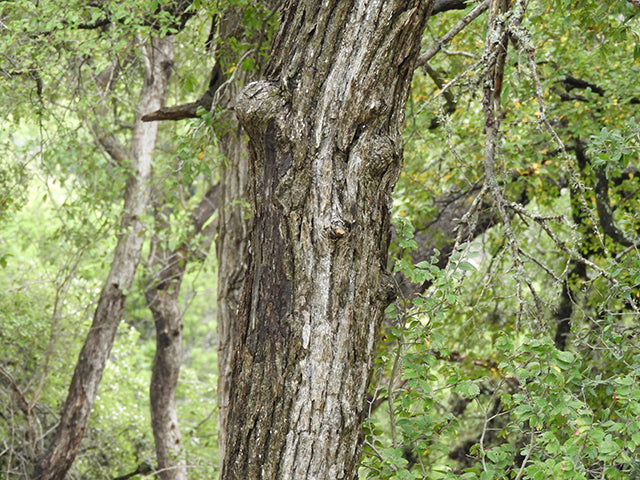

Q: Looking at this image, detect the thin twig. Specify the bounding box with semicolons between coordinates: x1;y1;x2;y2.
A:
417;0;490;65
514;430;535;480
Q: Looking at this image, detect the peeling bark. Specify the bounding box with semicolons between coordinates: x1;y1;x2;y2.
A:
221;2;432;479
32;36;174;480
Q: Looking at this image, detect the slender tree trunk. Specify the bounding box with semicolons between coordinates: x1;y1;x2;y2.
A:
146;242;189;480
32;36;174;480
144;183;218;480
221;2;431;479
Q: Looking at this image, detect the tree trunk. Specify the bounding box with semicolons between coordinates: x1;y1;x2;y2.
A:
221;2;431;479
215;112;251;467
32;36;174;480
144;184;218;480
214;4;277;463
146;242;189;480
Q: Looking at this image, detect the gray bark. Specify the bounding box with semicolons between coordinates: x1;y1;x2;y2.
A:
214;3;279;463
32;36;174;480
215;114;251;467
146;241;188;480
221;2;432;479
145;184;218;480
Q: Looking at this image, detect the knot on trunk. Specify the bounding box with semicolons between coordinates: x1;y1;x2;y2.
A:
327;219;348;239
235;80;290;138
352;131;401;179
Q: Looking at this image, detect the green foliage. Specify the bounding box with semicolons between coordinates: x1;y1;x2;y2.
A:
0;0;224;476
365;1;640;479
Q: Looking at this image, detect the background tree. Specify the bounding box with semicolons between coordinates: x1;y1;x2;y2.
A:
362;2;640;479
1;2;219;478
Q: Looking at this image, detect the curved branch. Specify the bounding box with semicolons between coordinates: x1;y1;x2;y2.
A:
142;62;225;122
562;74;605;96
0;364;29;415
594;164;640;248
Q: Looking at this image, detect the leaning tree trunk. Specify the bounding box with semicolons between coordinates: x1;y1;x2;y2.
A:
144;183;218;480
33;36;174;480
221;2;431;479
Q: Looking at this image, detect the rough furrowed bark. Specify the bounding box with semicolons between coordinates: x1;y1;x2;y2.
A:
215;112;251;467
32;36;174;480
215;3;277;464
222;2;432;479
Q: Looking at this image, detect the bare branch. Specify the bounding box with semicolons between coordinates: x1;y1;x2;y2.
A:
93;131;130;163
433;0;470;14
140;100;206;121
0;364;30;415
112;462;153;480
192;184;220;233
422;63;456;127
88;60;130;164
142;62;225;122
418;0;490;66
594;165;640;248
562;74;605;96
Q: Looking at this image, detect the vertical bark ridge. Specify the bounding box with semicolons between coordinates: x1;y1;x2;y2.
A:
223;1;432;479
215;1;283;464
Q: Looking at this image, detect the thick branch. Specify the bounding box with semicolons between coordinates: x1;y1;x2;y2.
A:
192;184;219;232
142;62;225;122
433;0;474;14
553;263;583;351
95;132;129;163
574;140;639;248
140;100;205;121
113;462;153;480
562;74;605;96
423;63;457;128
594;165;639;248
